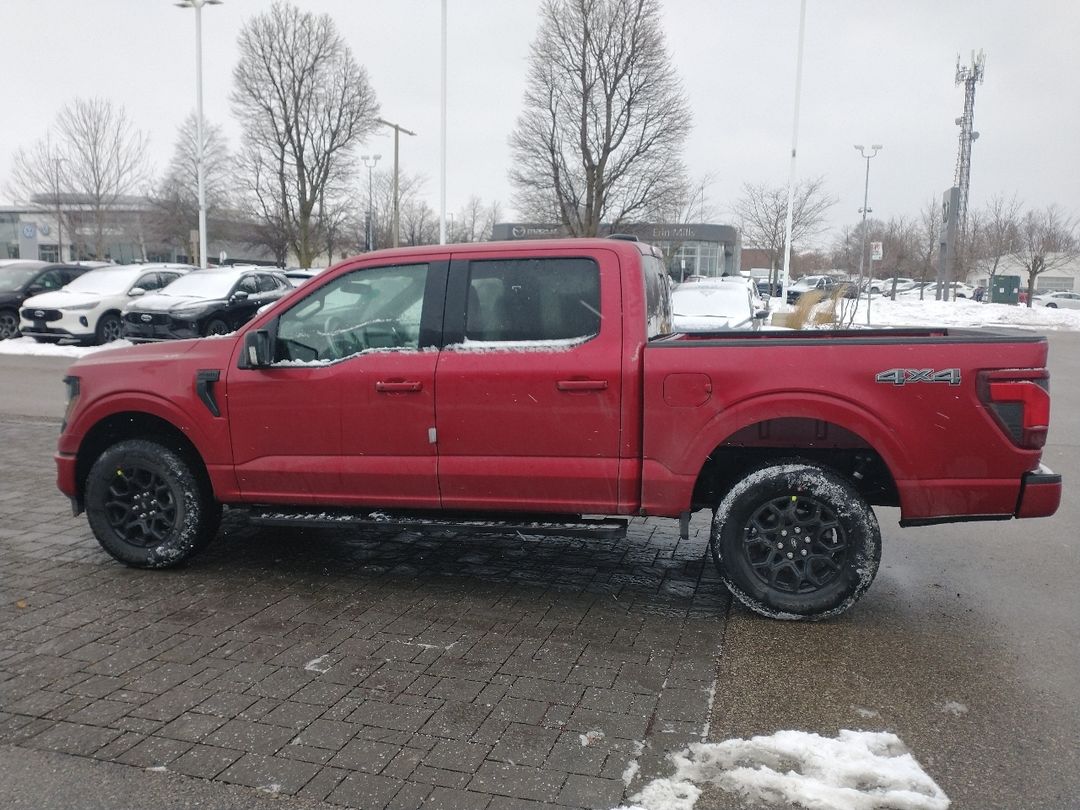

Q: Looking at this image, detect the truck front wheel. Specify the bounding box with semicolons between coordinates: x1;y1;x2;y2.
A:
710;463;880;620
85;439;221;568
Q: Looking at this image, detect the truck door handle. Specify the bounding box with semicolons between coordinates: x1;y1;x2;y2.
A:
376;380;423;393
557;379;608;392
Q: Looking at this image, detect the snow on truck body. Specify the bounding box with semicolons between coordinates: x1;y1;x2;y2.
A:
55;238;1062;619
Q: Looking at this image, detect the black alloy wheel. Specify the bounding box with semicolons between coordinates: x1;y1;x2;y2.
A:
204;317;231;336
711;462;880;620
96;313;124;344
85;439;220;568
0;308;19;340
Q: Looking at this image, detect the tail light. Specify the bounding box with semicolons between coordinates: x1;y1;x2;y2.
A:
977;369;1050;450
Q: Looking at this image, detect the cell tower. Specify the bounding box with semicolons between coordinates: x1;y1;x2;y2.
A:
952;50;985;279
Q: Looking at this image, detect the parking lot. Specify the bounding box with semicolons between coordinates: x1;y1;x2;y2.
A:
2;335;1079;809
0;408;731;809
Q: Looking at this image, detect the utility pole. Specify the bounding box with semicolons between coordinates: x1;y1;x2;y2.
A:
375;118;417;248
360;154;381;251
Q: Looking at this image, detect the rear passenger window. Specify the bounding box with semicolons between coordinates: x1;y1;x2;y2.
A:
464;258;600;343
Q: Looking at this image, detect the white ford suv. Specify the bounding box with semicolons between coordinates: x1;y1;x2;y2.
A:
20;263;194;345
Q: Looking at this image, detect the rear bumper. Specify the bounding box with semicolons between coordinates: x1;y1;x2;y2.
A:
1015;464;1062;518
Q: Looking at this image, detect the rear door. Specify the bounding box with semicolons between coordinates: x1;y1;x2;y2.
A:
433;248;624;513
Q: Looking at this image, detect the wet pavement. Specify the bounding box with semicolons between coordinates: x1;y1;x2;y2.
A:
0;415;729;809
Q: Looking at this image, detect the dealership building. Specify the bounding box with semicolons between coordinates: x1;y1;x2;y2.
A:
491;222;741;282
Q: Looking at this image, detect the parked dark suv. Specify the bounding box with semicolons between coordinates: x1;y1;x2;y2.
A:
0;261;101;339
122;266;291;341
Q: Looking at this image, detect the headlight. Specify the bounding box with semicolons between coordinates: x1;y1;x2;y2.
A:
63;302;98;311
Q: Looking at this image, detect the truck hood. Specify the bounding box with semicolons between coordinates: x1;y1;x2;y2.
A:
129;293;222;313
67;332;236;374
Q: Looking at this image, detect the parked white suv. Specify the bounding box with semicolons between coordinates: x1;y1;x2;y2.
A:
20;263;194;345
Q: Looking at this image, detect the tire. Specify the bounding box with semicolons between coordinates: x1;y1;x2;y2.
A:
85;439;221;568
1045;303;1058;308
95;313;124;345
710;462;880;620
204;318;231;336
0;308;19;340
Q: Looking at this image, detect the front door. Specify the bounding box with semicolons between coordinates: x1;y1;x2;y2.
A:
434;250;624;513
226;258;446;508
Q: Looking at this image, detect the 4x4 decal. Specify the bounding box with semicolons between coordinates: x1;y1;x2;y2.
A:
876;368;961;386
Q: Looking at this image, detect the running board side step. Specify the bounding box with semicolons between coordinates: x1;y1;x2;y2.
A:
242;507;629;540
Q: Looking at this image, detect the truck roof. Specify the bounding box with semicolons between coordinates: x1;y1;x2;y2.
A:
352;237;664;261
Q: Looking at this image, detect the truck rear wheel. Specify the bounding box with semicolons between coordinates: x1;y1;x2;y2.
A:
710;462;880;620
85;439;220;568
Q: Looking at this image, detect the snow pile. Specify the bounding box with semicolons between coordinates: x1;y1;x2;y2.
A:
618;729;949;810
773;295;1080;332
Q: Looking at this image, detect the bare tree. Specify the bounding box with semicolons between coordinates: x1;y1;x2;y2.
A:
509;0;691;235
236;142;293;265
970;193;1021;292
232;1;379;267
451;196;503;243
152;113;233;261
10;97;150;259
1011;205;1080;307
735;177;835;290
911;196;940;295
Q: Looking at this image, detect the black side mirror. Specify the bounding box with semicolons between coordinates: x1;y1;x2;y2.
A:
241;329;271;368
26;285;45;296
232;290;250;302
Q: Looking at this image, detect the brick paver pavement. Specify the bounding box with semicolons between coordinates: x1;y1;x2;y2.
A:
0;416;729;809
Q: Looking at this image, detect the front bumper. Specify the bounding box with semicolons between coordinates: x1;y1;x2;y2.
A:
1015;464;1062;518
20;309;94;342
123;319;200;342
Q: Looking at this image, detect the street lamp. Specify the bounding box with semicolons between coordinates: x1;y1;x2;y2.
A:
361;154;381;251
52;157;66;262
854;144;882;319
375;118;417;247
176;0;222;268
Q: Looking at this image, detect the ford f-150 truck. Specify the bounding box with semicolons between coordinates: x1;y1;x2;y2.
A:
55;238;1062;619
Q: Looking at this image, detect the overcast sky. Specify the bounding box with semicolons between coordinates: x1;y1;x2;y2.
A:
4;0;1078;247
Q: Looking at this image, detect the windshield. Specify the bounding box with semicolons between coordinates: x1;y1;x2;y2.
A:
0;264;46;293
672;286;749;318
153;272;238;299
63;268;144;295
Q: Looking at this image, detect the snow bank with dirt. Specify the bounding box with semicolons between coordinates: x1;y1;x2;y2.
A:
619;729;949;810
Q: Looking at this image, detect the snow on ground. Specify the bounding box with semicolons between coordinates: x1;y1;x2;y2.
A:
774;295;1080;332
0;337;134;358
618;729;949;810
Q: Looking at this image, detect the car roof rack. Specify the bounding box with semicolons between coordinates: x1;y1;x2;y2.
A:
607;234;639;241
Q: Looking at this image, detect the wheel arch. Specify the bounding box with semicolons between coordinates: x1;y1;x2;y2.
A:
683;393;911;511
74;411;213;508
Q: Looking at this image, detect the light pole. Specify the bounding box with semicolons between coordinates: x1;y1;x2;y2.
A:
375;118;417;247
854;144;882;321
53;157;65;262
439;0;447;245
361;154;381;251
176;0;222;268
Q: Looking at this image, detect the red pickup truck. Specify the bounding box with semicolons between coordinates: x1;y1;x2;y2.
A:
55;238;1061;619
